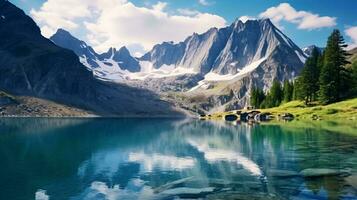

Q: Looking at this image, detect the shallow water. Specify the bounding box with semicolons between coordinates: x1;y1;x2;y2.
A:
0;118;356;200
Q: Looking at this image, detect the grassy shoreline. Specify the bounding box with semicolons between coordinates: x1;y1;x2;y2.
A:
260;98;357;120
201;98;357;121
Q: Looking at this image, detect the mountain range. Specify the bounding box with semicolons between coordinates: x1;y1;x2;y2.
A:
51;16;307;113
1;0;311;115
0;0;182;116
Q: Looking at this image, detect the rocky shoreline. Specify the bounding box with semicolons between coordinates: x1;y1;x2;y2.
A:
199;110;295;123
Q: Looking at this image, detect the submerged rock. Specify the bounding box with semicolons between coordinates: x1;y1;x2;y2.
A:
225;114;238;121
154;176;194;193
161;187;215;195
207;191;282;200
267;169;300;177
280;113;294;121
300;168;351;177
254;112;273;121
240;112;249;122
345;175;357;189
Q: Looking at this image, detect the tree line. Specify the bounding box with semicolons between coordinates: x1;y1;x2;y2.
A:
251;29;357;109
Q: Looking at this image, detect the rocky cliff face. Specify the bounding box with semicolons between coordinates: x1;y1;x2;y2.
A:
302;45;324;57
47;17;307;113
140;19;305;76
0;0;181;116
50;29;140;72
138;19;306;112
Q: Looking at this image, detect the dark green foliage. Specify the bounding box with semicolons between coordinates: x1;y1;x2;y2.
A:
260;80;283;108
293;77;306;101
319;61;339;104
250;87;265;108
351;61;357;96
270;79;283;107
283;80;294;103
260;93;273;108
319;29;351;104
297;47;321;104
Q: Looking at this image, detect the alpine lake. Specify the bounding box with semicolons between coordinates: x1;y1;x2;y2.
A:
0;118;356;200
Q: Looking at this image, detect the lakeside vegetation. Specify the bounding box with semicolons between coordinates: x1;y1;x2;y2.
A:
259;98;357;120
200;98;357;121
250;29;356;116
202;30;357;123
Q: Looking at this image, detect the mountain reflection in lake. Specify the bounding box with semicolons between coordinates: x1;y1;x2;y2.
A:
0;118;356;200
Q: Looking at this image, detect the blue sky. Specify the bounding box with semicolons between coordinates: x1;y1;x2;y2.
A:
11;0;357;54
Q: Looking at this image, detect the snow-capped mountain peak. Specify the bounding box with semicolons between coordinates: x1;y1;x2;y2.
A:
51;29;140;73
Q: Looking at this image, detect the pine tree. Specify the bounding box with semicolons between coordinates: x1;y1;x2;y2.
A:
319;29;351;104
319;61;338;104
351;60;357;96
250;87;265;108
250;87;258;108
261;93;273;108
270;80;283;107
283;80;293;103
298;47;320;104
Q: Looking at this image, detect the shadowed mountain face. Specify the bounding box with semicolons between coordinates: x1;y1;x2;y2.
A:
50;29;141;72
0;0;181;116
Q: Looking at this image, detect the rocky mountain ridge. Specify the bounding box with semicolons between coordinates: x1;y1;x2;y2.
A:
49;17;308;113
0;0;182;116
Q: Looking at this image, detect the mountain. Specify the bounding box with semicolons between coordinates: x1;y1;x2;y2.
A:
138;19;307;112
302;45;324;57
49;29;100;68
0;0;181;116
141;19;306;76
50;29;140;73
48;18;307;113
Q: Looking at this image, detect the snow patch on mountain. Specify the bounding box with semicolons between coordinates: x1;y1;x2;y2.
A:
90;60;198;82
295;50;306;63
189;57;267;91
276;29;292;48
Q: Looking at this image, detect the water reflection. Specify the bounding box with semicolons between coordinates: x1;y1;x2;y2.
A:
0;118;356;199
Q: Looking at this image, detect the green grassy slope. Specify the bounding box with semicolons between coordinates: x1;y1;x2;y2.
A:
261;98;357;120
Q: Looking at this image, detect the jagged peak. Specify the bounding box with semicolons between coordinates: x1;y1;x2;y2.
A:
231;18;273;27
55;28;70;34
259;18;273;24
52;28;79;39
117;46;130;55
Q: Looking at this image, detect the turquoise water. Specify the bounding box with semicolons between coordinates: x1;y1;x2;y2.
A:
0;118;356;200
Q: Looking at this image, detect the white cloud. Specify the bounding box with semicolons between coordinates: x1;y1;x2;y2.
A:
177;8;200;16
30;0;226;54
345;26;357;50
259;3;336;30
198;0;212;6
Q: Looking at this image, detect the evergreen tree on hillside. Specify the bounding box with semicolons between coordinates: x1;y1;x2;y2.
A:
319;30;351;104
250;87;265;108
351;60;357;96
293;78;303;100
261;92;273;108
283;80;293;103
270;80;283;107
319;61;339;103
298;47;321;104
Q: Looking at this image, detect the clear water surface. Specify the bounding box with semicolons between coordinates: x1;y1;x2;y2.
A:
0;118;356;200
